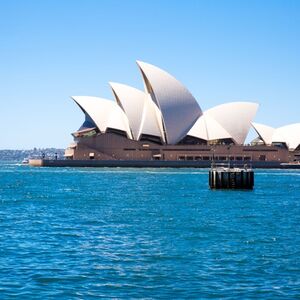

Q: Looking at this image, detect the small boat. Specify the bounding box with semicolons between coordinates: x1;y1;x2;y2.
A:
22;158;29;164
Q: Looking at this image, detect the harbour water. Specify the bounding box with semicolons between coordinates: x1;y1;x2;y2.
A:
0;162;299;298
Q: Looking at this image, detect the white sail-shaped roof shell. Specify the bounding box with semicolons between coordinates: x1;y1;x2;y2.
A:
205;102;259;145
252;122;275;145
109;83;165;142
188;114;232;141
137;60;202;144
272;123;300;150
188;115;208;140
72;96;132;139
109;82;145;140
139;94;165;142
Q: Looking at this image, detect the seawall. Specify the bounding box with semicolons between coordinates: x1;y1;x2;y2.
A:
28;159;300;169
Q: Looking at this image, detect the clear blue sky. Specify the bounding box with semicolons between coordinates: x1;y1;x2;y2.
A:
1;0;300;149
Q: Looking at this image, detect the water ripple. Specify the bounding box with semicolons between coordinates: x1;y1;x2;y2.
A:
0;162;299;298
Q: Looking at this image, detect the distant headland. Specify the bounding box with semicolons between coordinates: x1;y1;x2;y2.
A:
0;148;64;161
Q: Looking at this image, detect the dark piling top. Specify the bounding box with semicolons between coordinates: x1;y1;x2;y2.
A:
209;163;254;189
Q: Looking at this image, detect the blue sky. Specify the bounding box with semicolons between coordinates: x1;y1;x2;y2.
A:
1;0;300;149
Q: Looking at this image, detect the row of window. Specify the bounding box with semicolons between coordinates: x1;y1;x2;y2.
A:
177;155;254;161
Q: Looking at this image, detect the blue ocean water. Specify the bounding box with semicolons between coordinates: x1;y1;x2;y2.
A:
0;162;299;299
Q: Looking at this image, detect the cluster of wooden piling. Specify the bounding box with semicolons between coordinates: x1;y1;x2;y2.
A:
209;164;254;189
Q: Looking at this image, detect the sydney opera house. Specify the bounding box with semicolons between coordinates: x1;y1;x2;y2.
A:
61;60;300;167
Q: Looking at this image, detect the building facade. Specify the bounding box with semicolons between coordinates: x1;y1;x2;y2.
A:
64;61;300;165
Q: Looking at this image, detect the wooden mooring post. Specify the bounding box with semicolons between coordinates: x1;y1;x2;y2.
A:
209;163;254;189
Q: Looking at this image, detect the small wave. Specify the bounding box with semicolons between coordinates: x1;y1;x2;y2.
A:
257;172;300;176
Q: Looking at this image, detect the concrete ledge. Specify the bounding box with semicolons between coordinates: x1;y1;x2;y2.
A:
28;159;44;167
27;159;300;169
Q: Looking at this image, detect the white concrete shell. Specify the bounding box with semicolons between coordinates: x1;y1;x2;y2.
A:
272;123;300;150
72;96;132;139
139;94;166;142
252;122;275;145
205;102;259;144
109;82;145;140
187;115;208;140
109;83;165;142
136;60;202;144
188;114;232;141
